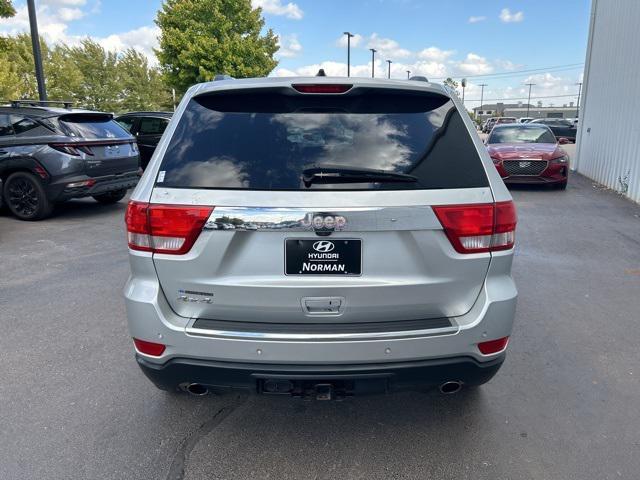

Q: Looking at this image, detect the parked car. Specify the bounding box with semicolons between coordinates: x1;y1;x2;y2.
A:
528;118;577;142
518;117;534;123
115;112;172;169
482;117;498;133
125;76;518;398
486;123;569;189
495;117;517;125
0;100;140;220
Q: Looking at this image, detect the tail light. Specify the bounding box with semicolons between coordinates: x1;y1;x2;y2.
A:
125;201;213;254
133;338;166;356
433;201;517;254
292;84;353;94
478;336;509;355
49;142;94;156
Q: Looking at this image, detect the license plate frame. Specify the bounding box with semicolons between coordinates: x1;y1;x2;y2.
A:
285;239;362;276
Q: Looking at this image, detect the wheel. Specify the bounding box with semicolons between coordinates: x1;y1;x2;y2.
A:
92;188;127;204
3;171;54;220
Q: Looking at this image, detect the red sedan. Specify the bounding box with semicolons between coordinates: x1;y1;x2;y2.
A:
486;124;569;189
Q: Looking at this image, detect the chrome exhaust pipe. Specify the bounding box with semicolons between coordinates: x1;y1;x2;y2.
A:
439;381;462;394
185;383;209;396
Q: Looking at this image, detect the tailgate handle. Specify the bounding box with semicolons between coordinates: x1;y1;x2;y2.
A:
302;297;344;316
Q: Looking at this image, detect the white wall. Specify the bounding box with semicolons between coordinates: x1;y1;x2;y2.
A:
575;0;640;203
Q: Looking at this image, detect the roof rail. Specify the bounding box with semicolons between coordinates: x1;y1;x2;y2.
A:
408;76;429;83
10;99;74;109
213;74;235;81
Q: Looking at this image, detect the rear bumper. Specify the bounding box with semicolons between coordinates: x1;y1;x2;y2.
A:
47;170;140;201
137;353;505;395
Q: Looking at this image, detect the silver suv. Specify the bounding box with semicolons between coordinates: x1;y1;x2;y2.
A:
124;77;518;398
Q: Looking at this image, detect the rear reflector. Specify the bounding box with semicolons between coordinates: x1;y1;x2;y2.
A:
133;338;166;356
292;84;352;94
478;336;509;355
125;201;213;254
433;201;517;254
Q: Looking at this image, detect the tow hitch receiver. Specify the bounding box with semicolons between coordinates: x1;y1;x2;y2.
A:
314;384;333;401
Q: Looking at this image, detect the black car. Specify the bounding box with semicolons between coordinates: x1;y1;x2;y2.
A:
115;112;172;169
529;118;577;142
0;100;140;220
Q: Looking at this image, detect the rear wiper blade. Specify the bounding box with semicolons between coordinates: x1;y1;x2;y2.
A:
301;165;417;188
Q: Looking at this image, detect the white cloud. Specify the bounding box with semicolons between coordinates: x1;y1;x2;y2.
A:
251;0;303;20
277;33;302;58
57;7;85;21
468;16;486;23
456;53;493;75
499;8;524;23
98;26;160;63
417;46;455;62
335;33;363;48
367;33;411;59
41;0;87;5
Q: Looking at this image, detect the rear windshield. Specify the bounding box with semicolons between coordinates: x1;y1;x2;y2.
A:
58;114;131;139
488;126;557;144
158;89;488;190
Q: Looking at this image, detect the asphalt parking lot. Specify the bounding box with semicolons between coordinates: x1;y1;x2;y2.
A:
1;168;640;479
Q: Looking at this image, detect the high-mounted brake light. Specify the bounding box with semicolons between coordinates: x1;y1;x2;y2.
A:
433;201;517;254
292;84;353;94
125;201;213;255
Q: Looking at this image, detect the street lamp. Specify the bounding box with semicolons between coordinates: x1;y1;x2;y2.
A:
406;70;411;80
27;0;47;101
525;83;535;117
343;32;354;77
369;48;377;78
386;60;392;79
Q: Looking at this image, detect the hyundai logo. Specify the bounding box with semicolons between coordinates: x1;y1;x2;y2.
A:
313;240;335;253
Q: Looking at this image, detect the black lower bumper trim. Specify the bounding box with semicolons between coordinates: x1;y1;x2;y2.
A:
136;354;505;396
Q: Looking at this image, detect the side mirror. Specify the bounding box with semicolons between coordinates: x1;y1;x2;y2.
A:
558;137;569;145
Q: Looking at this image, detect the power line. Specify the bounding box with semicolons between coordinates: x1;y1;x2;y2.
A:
430;62;584;81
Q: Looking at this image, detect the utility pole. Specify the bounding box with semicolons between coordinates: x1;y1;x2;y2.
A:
27;0;47;101
576;82;583;118
525;83;535;117
343;32;354;77
406;70;411;80
386;60;392;79
478;83;488;118
369;48;377;78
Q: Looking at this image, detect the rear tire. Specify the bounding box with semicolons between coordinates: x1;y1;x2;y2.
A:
4;171;54;221
92;188;127;204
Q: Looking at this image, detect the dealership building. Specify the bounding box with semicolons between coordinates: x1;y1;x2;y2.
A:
473;103;578;122
574;0;640;203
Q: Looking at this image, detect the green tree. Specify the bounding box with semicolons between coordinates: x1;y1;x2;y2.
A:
443;77;459;94
156;0;279;94
0;0;15;18
116;49;172;111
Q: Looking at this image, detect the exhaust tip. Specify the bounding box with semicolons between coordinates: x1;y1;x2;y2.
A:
439;381;462;394
186;383;208;396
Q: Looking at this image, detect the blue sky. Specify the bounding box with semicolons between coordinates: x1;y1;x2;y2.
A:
1;0;592;108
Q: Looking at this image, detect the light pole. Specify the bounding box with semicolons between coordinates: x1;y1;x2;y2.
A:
369;48;377;78
343;32;354;77
576;82;583;118
525;83;535;117
386;60;392;79
27;0;47;101
461;78;467;106
478;83;487;119
406;70;411;80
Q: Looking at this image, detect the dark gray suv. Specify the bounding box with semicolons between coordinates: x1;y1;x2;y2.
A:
0;101;140;220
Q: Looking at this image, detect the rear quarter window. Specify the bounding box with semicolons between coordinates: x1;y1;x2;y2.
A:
157;89;488;191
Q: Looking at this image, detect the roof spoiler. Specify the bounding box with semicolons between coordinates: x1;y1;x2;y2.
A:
214;74;235;81
408;76;429;82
